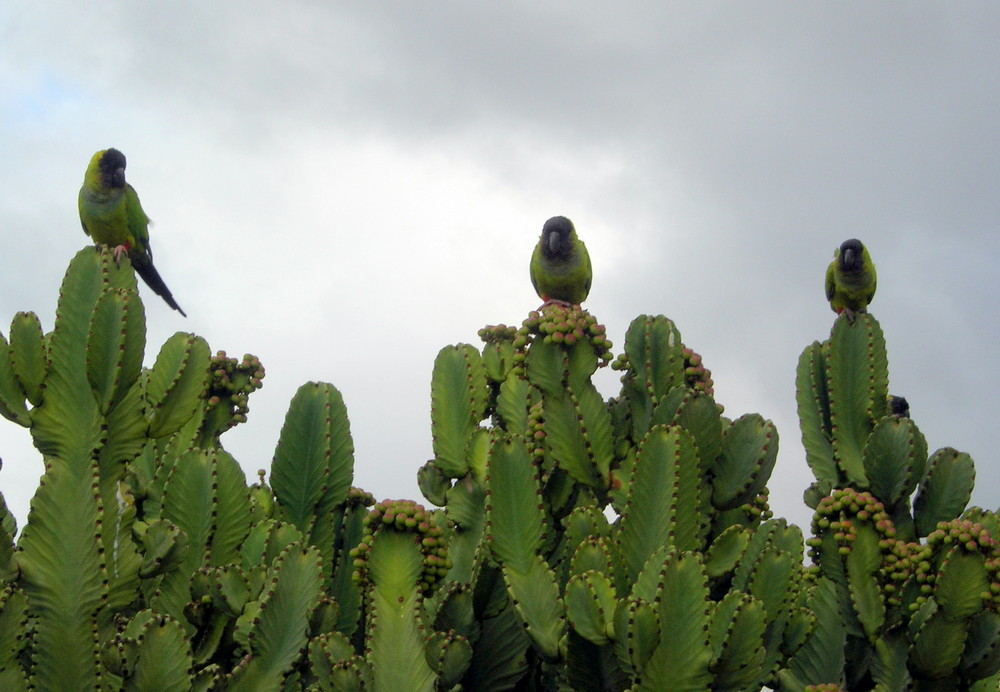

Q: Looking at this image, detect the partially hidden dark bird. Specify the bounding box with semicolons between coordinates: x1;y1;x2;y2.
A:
79;148;186;316
530;216;592;305
825;238;876;321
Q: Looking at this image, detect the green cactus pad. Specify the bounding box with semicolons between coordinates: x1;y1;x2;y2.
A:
914;448;976;538
0;332;30;426
827;314;888;487
431;345;488;478
618;425;705;580
85;288;145;415
145;332;211;438
565;570;617;645
272;382;355;530
712;413;779;511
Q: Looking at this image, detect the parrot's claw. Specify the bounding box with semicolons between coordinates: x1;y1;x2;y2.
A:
539;299;574;310
112;244;129;265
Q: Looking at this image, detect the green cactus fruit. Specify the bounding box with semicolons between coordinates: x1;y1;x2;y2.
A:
681;345;716;398
199;351;265;439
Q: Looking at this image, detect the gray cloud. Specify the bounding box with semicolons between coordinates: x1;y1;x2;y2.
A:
1;3;997;533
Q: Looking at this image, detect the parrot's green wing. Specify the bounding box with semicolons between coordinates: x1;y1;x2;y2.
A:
825;260;836;302
124;184;152;260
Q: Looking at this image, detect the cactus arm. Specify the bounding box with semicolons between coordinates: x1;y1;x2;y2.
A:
145;333;211;438
208;448;253;565
913;449;976;538
431;345;489;478
86;287;146;415
712;413;779;511
618;425;705;581
633;552;713;690
485;433;565;660
844;524;886;640
366;531;437;692
229;543;324;689
862;417;928;511
496;373;531;435
621;316;685;440
708;591;767;689
16;459;107;691
778;578;846;690
441;474;485;585
0;586;28;688
826;314;888;486
0;332;29;426
565;570;617;646
120;611;193;690
8;312;47;408
908;600;969;680
541;380;613;490
796;341;837;486
271;382;355;536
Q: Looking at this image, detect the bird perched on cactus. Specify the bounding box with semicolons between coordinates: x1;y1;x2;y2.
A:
79;148;186;316
530;216;592;305
825;238;876;321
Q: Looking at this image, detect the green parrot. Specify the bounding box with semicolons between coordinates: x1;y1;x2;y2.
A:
79;148;186;316
530;216;592;305
825;238;876;320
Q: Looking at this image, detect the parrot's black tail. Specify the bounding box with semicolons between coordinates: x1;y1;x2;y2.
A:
132;256;187;317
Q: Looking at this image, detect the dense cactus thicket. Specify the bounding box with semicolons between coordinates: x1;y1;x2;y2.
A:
0;246;992;691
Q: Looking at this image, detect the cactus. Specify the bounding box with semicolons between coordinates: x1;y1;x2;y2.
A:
789;307;994;691
0;237;990;689
414;309;805;691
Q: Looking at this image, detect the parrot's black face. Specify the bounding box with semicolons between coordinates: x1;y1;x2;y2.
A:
100;148;128;189
838;238;864;273
541;216;574;260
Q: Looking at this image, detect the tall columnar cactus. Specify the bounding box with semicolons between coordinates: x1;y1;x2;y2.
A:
0;239;992;689
788;310;996;691
421;307;806;690
0;249;380;689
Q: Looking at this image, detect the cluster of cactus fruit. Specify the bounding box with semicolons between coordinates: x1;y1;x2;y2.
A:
0;245;993;690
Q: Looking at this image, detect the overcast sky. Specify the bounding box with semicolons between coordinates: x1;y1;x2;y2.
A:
1;3;997;533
